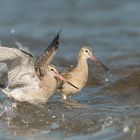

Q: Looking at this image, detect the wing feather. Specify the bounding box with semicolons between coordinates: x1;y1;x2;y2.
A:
0;46;36;86
35;32;60;79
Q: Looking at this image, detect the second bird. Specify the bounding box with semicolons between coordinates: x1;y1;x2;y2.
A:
57;47;109;100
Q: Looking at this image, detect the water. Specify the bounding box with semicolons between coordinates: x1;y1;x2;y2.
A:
0;0;140;140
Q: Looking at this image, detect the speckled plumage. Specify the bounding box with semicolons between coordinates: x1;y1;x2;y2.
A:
57;47;93;99
0;32;69;105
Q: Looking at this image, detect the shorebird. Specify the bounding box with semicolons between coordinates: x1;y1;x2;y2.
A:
0;33;76;105
57;47;109;100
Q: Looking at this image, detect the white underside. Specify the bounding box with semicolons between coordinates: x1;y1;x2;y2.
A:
1;86;48;105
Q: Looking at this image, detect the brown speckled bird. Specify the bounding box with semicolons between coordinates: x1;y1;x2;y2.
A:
57;47;109;100
0;33;76;105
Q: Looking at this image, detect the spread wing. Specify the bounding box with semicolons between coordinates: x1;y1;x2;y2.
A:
35;32;60;79
0;46;36;86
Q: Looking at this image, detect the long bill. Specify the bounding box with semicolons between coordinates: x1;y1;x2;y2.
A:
90;55;109;71
55;73;79;89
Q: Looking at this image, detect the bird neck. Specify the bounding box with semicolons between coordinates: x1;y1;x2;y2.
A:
71;54;88;86
77;54;88;71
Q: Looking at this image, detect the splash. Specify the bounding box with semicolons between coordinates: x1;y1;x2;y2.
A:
0;99;17;120
15;42;32;54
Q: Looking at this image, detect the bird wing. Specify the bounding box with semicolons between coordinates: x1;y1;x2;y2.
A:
57;71;72;90
57;67;79;90
35;32;60;79
61;72;72;79
0;46;36;86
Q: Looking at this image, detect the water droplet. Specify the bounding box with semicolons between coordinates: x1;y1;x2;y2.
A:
11;29;15;34
70;65;74;68
52;115;56;119
123;126;129;133
105;78;109;82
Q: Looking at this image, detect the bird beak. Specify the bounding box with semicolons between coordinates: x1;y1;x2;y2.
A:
55;73;79;89
90;54;109;71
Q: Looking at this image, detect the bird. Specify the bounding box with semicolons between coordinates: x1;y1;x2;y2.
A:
57;47;109;100
0;33;77;106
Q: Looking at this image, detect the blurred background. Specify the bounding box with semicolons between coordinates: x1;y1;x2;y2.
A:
0;0;140;67
0;0;140;140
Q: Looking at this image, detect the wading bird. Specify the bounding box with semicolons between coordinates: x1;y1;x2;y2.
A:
0;33;76;105
57;47;109;100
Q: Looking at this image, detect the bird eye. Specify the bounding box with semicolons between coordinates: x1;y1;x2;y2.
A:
51;68;54;71
85;50;88;52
